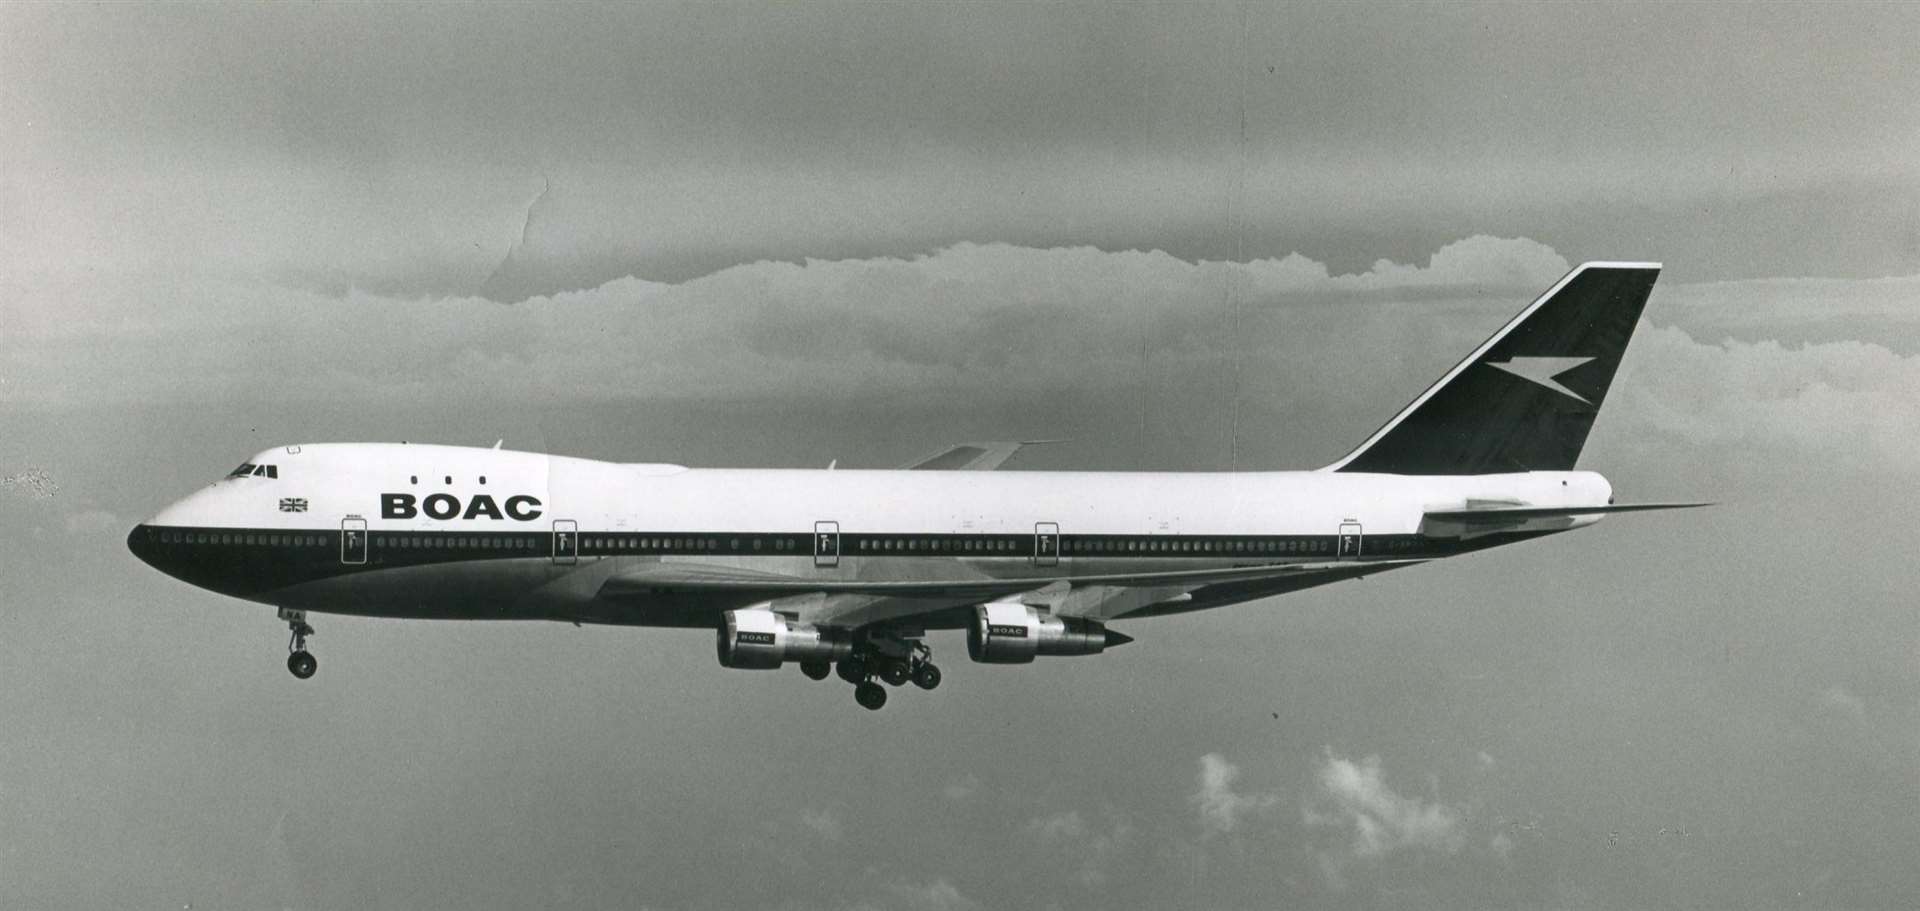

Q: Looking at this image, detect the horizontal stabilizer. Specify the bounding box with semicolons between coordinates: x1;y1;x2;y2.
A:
1424;502;1711;523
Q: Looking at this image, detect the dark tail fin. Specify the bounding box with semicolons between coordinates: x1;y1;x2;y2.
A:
1324;262;1661;475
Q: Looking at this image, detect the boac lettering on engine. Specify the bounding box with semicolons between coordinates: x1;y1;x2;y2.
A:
381;493;543;521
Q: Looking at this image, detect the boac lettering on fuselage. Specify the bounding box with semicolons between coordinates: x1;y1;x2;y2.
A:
381;493;543;521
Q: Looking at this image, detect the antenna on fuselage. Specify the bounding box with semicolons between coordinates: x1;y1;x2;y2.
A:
492;439;504;450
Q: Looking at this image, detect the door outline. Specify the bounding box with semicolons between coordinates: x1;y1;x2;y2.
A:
1337;521;1363;559
553;519;578;565
814;521;840;568
1034;522;1060;567
340;516;367;565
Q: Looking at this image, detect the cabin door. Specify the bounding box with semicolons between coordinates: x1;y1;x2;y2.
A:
814;520;841;568
340;517;367;565
1336;522;1363;559
1034;522;1060;567
552;519;578;565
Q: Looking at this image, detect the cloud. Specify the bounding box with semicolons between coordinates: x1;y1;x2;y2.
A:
1490;830;1516;864
1024;809;1134;888
851;878;981;911
1818;684;1868;724
1349;235;1570;292
62;508;128;538
941;775;980;802
0;236;1575;410
798;807;843;843
1611;325;1920;471
1657;275;1920;348
1305;751;1464;860
1193;753;1281;835
2;468;59;499
10;236;1916;477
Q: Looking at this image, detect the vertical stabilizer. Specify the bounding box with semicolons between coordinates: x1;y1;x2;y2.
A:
1325;262;1661;475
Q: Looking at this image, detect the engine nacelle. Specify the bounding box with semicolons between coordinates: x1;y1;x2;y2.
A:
966;601;1127;664
716;607;852;670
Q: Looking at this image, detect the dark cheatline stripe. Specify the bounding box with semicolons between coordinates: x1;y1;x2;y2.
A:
131;523;1558;600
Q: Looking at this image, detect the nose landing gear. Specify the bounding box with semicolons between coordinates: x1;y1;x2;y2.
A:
279;608;317;680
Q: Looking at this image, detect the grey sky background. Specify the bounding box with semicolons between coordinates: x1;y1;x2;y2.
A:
3;3;1917;909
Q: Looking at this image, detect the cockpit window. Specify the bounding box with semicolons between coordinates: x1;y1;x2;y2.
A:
227;463;278;479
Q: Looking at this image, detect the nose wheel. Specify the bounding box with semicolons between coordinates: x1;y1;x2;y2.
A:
287;648;317;679
281;609;317;680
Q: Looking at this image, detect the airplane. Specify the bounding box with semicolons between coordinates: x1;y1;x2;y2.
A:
127;261;1704;710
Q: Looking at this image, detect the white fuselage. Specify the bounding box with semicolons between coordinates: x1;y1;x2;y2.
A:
130;443;1611;628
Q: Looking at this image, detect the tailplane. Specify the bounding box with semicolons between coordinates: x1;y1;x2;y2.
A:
1324;262;1661;475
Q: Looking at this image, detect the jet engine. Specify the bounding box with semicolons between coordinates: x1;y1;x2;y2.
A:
716;607;852;670
966;601;1132;664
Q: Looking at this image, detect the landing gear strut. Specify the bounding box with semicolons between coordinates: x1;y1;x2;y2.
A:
280;608;317;680
835;635;940;710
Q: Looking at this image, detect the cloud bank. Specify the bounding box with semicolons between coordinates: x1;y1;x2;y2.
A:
8;235;1915;472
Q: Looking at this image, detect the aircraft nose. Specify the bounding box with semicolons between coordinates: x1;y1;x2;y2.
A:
127;523;157;568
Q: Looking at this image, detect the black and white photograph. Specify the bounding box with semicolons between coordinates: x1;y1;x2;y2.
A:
3;3;1916;909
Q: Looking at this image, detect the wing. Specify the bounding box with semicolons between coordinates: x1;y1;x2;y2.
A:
596;558;1429;627
898;440;1065;471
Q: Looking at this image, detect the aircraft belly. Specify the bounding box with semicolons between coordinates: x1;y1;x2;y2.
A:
269;558;571;620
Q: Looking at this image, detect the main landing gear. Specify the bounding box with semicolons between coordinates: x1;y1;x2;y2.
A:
280;608;317;680
816;636;941;710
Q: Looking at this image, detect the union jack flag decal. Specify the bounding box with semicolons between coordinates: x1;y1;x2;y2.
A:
278;497;308;513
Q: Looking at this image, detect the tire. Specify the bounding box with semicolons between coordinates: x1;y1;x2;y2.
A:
879;659;911;687
854;681;887;711
836;657;866;685
800;660;832;681
911;662;942;691
287;651;318;680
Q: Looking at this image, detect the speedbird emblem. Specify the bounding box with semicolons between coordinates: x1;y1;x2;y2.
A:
1485;356;1596;404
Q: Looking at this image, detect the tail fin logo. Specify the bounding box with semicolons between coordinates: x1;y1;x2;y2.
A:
1485;356;1596;404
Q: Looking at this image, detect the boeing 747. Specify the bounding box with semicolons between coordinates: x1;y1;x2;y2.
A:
128;262;1702;709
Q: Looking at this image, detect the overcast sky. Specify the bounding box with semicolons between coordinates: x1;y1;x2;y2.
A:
3;4;1917;910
